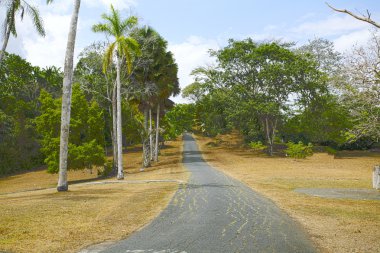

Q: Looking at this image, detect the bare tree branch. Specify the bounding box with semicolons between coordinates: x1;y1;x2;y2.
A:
326;2;380;29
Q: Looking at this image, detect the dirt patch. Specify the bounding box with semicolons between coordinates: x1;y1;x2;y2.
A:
0;139;189;253
195;133;380;253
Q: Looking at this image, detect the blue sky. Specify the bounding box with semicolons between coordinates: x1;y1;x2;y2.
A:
4;0;380;102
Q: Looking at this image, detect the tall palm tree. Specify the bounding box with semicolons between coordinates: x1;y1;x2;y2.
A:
92;5;139;180
0;0;46;64
57;0;81;192
131;26;167;168
153;51;179;161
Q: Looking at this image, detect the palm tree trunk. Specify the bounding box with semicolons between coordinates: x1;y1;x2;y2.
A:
116;55;124;179
0;25;11;65
57;0;81;192
149;108;153;161
154;104;160;162
111;85;118;175
142;106;150;168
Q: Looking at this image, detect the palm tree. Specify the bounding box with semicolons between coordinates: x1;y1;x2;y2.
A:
0;0;46;64
92;5;139;179
57;0;81;192
153;51;179;161
131;27;179;166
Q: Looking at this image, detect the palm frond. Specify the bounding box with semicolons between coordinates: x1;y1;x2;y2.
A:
103;41;116;73
21;0;45;36
92;23;112;36
120;15;138;33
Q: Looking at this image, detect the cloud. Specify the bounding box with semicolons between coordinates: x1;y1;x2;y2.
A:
333;29;372;53
168;36;219;103
292;14;368;37
20;13;73;68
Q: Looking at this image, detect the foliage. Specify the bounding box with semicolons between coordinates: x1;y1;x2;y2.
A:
325;146;337;156
36;84;106;173
285;141;313;159
188;38;329;154
162;104;195;140
248;141;267;151
0;53;62;175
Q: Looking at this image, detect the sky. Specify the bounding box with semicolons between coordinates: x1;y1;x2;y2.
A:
3;0;380;103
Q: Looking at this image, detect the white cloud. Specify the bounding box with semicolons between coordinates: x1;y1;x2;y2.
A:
17;13;73;68
292;14;368;37
333;29;372;53
168;36;219;103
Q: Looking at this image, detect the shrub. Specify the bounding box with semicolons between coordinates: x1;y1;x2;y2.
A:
249;141;267;151
325;146;337;156
98;160;113;177
285;141;313;159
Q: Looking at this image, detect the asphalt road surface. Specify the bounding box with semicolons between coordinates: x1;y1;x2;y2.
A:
86;134;317;253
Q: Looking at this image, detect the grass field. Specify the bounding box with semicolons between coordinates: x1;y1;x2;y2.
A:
195;133;380;253
0;139;188;253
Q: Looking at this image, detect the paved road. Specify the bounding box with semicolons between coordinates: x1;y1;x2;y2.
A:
85;134;317;253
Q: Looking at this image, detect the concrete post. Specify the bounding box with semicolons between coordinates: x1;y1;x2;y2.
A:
373;165;380;190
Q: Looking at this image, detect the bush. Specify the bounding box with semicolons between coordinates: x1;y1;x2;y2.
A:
98;160;113;177
285;141;313;159
249;141;267;151
325;146;337;156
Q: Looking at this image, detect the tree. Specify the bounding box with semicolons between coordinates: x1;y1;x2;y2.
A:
297;38;342;78
0;52;62;175
189;38;329;154
92;5;139;179
36;84;105;174
75;42;116;171
162;104;195;140
57;0;81;192
326;3;380;29
131;27;179;166
339;32;380;144
0;0;46;64
131;27;166;168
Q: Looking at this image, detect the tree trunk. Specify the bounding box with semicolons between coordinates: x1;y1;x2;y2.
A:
111;86;118;176
116;55;124;179
154;104;160;162
0;24;11;65
265;117;273;156
149;108;153;161
57;0;81;192
142;106;150;168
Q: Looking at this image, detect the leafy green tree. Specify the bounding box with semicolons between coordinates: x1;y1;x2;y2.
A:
0;53;57;175
191;39;328;154
162;104;195;140
36;84;105;173
92;4;140;179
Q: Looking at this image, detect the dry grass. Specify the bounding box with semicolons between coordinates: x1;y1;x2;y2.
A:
0;139;189;253
195;133;380;253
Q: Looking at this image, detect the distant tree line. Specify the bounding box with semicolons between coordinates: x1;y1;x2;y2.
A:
182;34;380;154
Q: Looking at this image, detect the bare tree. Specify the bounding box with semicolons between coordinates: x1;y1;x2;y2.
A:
340;31;380;142
326;2;380;29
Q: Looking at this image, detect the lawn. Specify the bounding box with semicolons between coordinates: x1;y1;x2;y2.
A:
195;133;380;253
0;138;189;253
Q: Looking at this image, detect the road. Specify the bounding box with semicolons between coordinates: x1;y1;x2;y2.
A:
84;134;317;253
